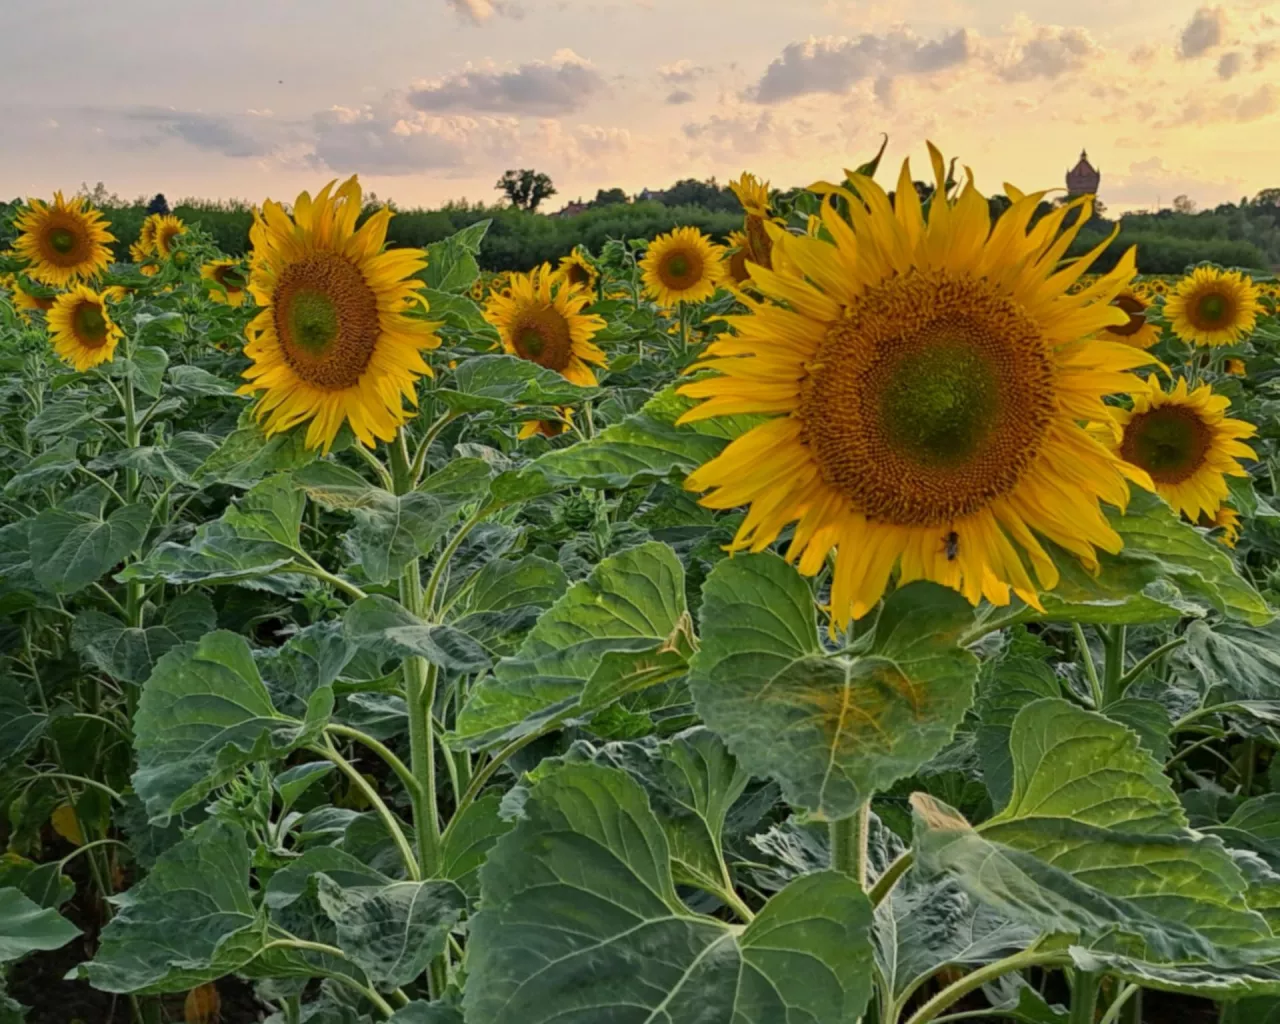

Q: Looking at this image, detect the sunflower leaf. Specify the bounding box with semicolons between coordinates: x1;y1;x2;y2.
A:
30;502;151;594
690;552;979;819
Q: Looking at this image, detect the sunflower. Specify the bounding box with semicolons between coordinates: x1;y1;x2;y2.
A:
151;215;187;260
201;259;248;307
1199;505;1242;548
1107;376;1256;522
678;144;1155;625
1101;286;1161;349
1166;266;1260;346
484;264;606;386
640;227;725;307
1225;357;1246;376
729;173;771;218
5;275;57;320
518;406;574;440
724;230;751;286
240;176;440;453
46;285;122;371
13;193;115;287
554;249;599;295
131;216;162;276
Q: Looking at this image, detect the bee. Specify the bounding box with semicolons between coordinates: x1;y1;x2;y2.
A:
943;530;959;561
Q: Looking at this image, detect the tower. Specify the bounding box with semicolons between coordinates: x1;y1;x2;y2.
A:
1066;150;1101;197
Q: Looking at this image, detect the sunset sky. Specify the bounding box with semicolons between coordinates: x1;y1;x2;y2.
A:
2;0;1277;214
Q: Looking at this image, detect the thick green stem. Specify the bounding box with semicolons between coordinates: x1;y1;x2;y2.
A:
314;739;420;881
121;370;145;630
1098;984;1139;1024
829;804;868;887
325;723;421;800
1073;624;1104;709
1118;636;1185;691
1069;970;1102;1024
1102;626;1127;706
869;851;913;908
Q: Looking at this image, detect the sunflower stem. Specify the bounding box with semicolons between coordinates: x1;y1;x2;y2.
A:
1073;623;1105;709
1102;625;1127;706
119;362;145;632
829;804;868;888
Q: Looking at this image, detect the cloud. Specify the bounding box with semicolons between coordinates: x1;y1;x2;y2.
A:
657;60;708;84
748;29;970;103
408;51;606;115
1217;51;1244;79
443;0;520;22
1232;83;1279;120
1169;82;1280;126
1256;41;1279;67
666;89;695;105
996;25;1100;81
121;107;279;159
681;109;820;157
1180;7;1227;59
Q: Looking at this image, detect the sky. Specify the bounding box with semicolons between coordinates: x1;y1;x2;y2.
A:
1;0;1278;215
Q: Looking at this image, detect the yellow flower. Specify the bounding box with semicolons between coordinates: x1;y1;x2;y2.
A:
13;193;115;287
240;176;440;453
484;264;606;387
200;259;248;307
724;230;751;286
101;285;131;303
1109;376;1256;522
729;173;771;218
1166;266;1260;347
679;144;1155;625
47;285;123;371
1102;287;1160;349
554;249;599;294
640;227;725;307
518;406;574;440
5;276;57;321
1225;357;1246;376
151;215;187;260
1201;505;1242;548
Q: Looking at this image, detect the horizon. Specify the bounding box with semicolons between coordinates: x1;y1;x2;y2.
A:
3;1;1277;218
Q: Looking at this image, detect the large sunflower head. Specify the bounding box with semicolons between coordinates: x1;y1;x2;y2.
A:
13;193;115;288
729;173;771;218
1165;266;1260;347
554;249;600;295
1108;376;1257;523
6;275;57;321
240;176;441;453
150;215;187;260
678;143;1157;625
46;285;123;371
483;264;607;387
639;227;726;307
1101;286;1160;349
200;259;248;307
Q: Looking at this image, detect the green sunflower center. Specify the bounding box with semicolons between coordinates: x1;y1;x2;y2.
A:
1197;293;1227;323
1120;405;1211;485
658;247;703;291
801;270;1056;527
273;252;381;391
511;305;573;371
73;301;109;347
49;228;77;254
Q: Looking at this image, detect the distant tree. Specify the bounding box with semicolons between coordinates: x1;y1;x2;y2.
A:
590;187;628;208
661;178;738;212
76;181;124;208
495;169;557;213
1253;187;1280;208
146;193;170;216
1172;194;1197;214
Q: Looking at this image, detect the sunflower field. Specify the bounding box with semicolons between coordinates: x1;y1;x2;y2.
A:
6;145;1280;1024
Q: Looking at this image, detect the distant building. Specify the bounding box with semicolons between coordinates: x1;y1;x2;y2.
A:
1066;150;1101;197
637;188;666;202
552;200;589;218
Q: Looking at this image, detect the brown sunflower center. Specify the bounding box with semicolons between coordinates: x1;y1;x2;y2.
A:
1188;288;1235;331
273;252;381;391
566;263;590;287
1120;405;1211;485
216;265;246;291
658;248;704;291
511;305;573;371
38;215;88;267
1106;293;1148;337
72;301;110;348
799;271;1056;526
727;248;750;285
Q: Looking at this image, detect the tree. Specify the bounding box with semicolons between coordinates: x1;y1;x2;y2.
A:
495;169;557;213
146;193;170;216
591;187;628;208
1172;194;1197;214
1253;187;1280;208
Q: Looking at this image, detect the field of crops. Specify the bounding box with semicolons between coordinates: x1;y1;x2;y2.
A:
5;147;1280;1024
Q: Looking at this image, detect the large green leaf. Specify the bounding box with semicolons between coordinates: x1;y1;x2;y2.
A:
436;355;595;418
424;220;488;292
223;473;305;547
973;637;1061;808
439;794;513;900
4;438;78;497
0;888;79;963
314;875;465;986
30;503;150;594
195;416;317;488
345;596;492;674
448;555;568;659
0;679;47;769
691;553;978;819
1182;619;1280;701
555;727;749;894
88;432;220;486
133;631;330;823
914;699;1275;964
452;541;692;749
76;820;264;993
464;762;875;1024
71;593;216;684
